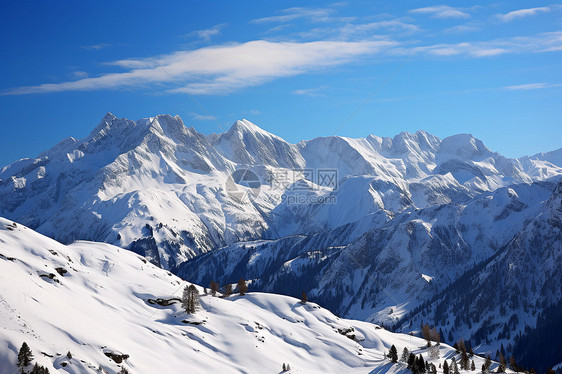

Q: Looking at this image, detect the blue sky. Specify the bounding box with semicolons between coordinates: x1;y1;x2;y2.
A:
1;1;561;166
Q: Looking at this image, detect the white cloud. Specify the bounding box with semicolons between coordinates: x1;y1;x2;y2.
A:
251;7;354;24
251;7;333;23
505;82;562;90
410;5;470;19
3;40;395;95
189;112;216;120
82;43;112;51
72;71;89;79
444;24;480;34
394;31;562;58
338;20;420;37
293;20;419;42
292;87;327;97
185;24;226;42
497;7;551;22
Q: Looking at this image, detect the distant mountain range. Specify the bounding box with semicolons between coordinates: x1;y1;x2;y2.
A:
1;113;561;369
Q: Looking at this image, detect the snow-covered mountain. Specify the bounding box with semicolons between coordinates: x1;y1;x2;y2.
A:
1;113;560;268
1;113;561;369
1;217;499;374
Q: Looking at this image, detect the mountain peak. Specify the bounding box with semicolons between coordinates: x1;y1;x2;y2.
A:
227;119;282;140
439;133;489;159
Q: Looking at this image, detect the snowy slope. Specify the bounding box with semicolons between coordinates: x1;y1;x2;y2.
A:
0;217;499;374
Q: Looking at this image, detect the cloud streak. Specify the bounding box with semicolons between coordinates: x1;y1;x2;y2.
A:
410;5;470;19
292;87;327;97
185;24;226;42
82;43;112;51
497;7;551;22
505;82;562;90
251;7;337;24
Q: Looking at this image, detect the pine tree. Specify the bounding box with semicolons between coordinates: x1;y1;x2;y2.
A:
389;345;398;363
422;323;432;347
471;360;476;371
484;355;492;371
237;278;248;296
418;355;426;373
443;360;449;374
182;285;191;313
223;284;232;297
188;284;200;313
17;342;34;372
498;353;506;373
300;291;307;304
66;351;72;359
408;353;416;369
451;358;459;374
286;364;291;370
459;339;469;369
182;284;200;313
209;281;219;296
509;356;519;372
282;363;286;371
401;347;410;362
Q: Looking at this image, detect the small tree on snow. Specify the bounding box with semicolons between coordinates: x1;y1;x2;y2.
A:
209;281;219;296
484;355;492;372
451;358;460;374
301;291;307;304
237;278;248;296
17;342;34;372
223;284;233;297
401;347;410;362
388;345;398;363
182;284;200;314
422;323;432;347
443;360;449;374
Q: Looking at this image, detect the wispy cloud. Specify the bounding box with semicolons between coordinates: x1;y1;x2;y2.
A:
410;5;470;19
185;24;226;42
251;7;354;24
71;71;89;79
292;87;327;97
444;24;480;34
497;7;551;22
394;31;562;58
189;112;215;120
505;82;562;90
293;19;419;41
3;40;395;95
82;43;112;51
